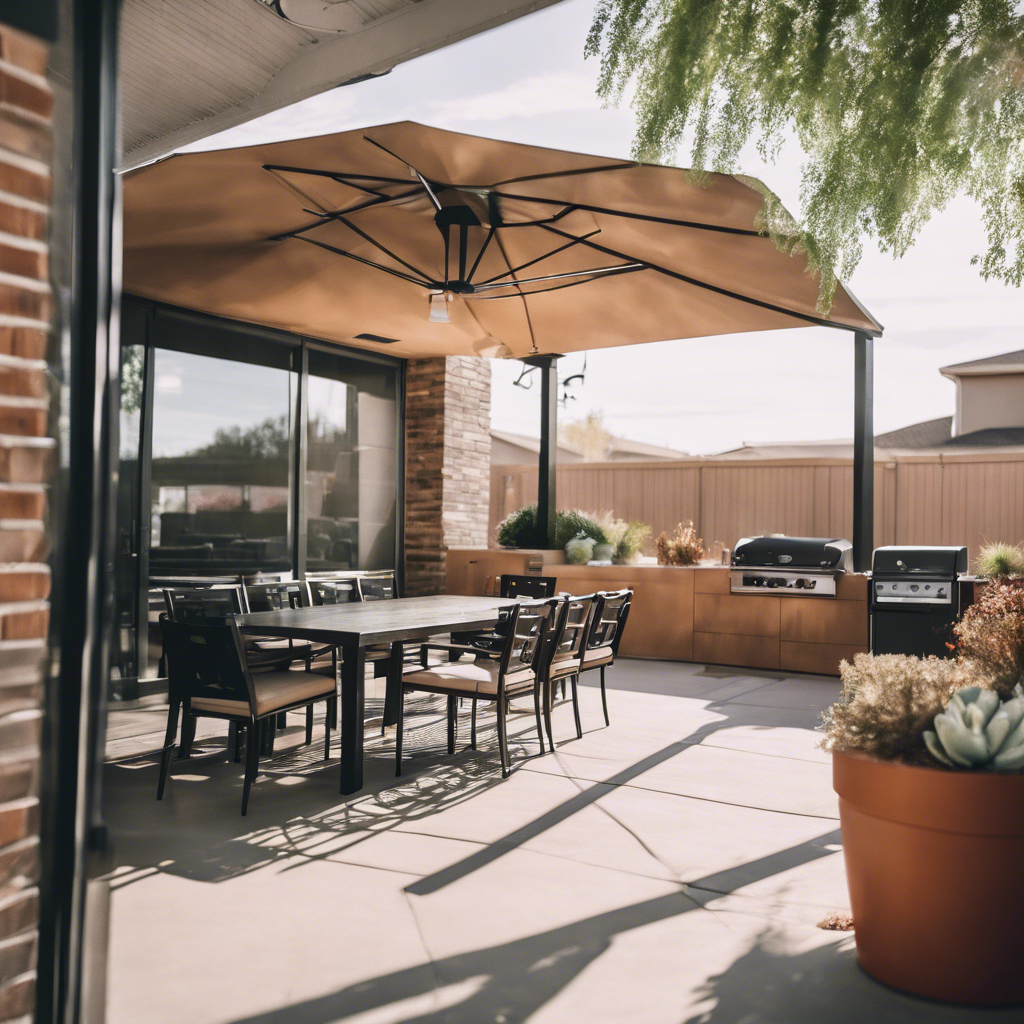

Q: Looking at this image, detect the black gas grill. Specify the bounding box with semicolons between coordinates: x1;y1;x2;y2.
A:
870;546;969;658
730;536;853;598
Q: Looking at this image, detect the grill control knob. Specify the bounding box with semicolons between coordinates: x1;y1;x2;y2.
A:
911;585;919;592
892;584;898;590
876;583;883;590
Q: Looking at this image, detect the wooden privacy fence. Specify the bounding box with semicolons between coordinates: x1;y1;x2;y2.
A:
490;451;1024;564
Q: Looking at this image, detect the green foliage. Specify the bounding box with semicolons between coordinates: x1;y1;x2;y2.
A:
976;541;1024;579
496;504;540;548
496;505;610;549
587;0;1024;308
616;520;651;562
924;684;1024;769
552;509;608;549
121;346;144;415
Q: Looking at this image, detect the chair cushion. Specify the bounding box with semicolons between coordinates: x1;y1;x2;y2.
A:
583;646;614;667
402;659;536;697
249;637;314;651
549;655;582;680
191;670;335;718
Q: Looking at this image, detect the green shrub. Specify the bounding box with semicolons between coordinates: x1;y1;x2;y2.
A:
616;521;651;562
496;505;539;548
553;509;607;549
976;542;1024;580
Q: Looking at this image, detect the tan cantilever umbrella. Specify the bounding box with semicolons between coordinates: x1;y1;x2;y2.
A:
123;121;881;359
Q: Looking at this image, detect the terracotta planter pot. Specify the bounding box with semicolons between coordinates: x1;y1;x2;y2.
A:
834;750;1024;1005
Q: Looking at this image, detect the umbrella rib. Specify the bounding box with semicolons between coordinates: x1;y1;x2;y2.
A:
269;187;424;241
538;223;855;331
362;137;443;211
490;191;764;237
473;262;642;291
465;225;496;284
464;265;646;299
292;235;434;288
263;164;416;185
488;161;638;187
475;229;601;286
334;214;436;284
491;227;538;353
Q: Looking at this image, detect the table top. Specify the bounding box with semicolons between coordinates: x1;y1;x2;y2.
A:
236;594;513;646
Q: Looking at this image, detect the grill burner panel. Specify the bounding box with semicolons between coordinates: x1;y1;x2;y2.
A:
729;536;853;599
730;569;837;597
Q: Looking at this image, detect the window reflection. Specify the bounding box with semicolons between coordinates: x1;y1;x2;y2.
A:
306;350;397;572
149;350;294;575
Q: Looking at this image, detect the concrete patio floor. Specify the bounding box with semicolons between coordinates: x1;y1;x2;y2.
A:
102;660;1021;1024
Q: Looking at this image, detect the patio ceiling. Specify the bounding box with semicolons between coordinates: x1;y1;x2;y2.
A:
118;0;566;170
122;121;882;360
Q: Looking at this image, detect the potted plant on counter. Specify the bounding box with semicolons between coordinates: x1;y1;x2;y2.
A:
822;580;1024;1006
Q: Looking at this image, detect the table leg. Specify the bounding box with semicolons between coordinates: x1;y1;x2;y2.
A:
382;642;404;728
340;642;365;795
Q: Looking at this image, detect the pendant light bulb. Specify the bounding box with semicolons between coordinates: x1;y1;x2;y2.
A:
428;291;451;324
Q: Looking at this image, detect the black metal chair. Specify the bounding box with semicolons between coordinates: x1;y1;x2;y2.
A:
307;577;358;606
397;598;565;777
580;589;633;726
543;593;598;749
158;616;335;815
500;574;557;599
355;572;398;602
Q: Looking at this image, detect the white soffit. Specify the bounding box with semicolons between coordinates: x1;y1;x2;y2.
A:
119;0;567;171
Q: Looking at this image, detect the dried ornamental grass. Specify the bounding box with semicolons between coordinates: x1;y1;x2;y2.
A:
952;580;1024;697
820;653;969;765
656;521;704;566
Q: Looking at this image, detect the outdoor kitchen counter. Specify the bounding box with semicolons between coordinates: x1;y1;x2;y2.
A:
445;549;870;675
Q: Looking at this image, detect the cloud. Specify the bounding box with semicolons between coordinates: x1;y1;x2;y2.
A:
423;72;601;123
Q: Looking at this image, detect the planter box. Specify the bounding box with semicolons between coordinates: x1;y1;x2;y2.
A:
834;749;1024;1005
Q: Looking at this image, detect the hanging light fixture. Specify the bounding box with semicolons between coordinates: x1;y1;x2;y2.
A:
428;291;452;324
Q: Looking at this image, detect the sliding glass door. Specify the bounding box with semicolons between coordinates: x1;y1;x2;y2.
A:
305;347;399;573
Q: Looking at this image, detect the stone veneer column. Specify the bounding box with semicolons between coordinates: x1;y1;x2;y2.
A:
405;356;491;596
0;22;54;1024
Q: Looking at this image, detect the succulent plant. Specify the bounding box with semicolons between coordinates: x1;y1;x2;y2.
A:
924;685;1024;769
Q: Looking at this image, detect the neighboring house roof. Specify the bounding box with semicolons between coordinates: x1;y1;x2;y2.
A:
941;350;1024;377
711;438;857;459
944;427;1024;447
490;429;688;463
875;416;953;448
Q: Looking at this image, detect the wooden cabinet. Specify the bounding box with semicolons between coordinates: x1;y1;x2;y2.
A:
444;550;870;676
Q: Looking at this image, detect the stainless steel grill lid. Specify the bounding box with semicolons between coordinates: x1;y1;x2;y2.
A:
732;536;853;572
872;546;968;576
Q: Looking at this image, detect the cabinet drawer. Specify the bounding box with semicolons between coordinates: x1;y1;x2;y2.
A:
694;632;780;670
694;592;780;637
780;599;868;646
780;641;868;677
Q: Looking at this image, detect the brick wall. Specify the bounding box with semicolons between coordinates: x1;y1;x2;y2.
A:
0;22;54;1024
404;356;491;595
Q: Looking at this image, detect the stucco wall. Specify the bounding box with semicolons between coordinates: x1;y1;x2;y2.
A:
956;374;1024;435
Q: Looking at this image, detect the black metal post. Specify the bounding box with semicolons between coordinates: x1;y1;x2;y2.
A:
291;344;308;578
37;0;121;1020
853;330;874;572
527;356;559;550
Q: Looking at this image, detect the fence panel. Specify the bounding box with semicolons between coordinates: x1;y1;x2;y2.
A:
489;453;1024;565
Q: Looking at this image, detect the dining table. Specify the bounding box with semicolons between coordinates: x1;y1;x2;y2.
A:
235;594;513;794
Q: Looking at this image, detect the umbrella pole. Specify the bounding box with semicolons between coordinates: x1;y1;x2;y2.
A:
526;356;559;550
853;330;874;572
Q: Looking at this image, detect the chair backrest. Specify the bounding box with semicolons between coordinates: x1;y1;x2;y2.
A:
500;574;557;599
497;598;560;682
159;614;256;715
588;589;633;655
244;580;311;612
308;578;358;605
163;585;244;621
355;572;397;601
554;593;598;666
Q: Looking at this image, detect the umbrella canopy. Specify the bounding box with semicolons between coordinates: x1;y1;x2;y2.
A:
123;121;881;360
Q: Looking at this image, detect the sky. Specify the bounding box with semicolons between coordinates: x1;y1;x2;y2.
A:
184;0;1024;455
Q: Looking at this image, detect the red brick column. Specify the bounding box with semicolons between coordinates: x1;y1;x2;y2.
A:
0;22;55;1024
404;356;491;595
